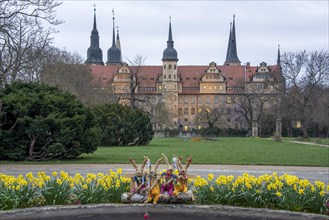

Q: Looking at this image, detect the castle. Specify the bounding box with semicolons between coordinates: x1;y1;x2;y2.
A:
85;8;283;137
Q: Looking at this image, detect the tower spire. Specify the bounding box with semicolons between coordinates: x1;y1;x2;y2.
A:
116;26;122;62
112;9;115;46
162;16;178;61
107;8;121;65
85;4;104;65
168;15;173;41
224;15;241;65
93;4;97;31
277;44;281;66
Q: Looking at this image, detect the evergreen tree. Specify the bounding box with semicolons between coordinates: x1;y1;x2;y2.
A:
94;104;154;146
0;82;98;160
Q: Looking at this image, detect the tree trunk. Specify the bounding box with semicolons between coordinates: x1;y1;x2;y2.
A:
28;135;37;158
302;126;309;139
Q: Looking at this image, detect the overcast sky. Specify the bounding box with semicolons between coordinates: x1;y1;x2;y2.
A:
52;0;328;66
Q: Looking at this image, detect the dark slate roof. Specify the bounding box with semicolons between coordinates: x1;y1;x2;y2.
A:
107;18;121;65
224;16;241;65
162;21;178;62
85;9;104;65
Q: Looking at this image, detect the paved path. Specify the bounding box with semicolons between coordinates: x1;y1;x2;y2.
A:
1;164;328;184
283;140;329;148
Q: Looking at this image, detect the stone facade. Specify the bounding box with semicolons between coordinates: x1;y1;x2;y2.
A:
85;12;283;136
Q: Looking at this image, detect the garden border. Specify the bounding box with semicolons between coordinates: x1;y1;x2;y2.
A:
0;204;328;220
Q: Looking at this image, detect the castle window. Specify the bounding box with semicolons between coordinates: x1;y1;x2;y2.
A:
169;65;172;69
158;85;162;90
184;108;189;115
226;96;232;104
174;74;176;79
169;74;171;79
198;97;203;104
206;96;210;104
203;85;207;90
174;85;177;90
219;85;223;90
191;107;196;115
164;65;166;69
184;96;188;104
191;96;195;104
164;74;166;79
214;96;219;104
208;85;212;90
214;85;217;90
174;65;176;70
198;108;202;113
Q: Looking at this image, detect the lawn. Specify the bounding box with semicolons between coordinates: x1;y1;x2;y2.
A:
77;137;328;166
3;137;326;166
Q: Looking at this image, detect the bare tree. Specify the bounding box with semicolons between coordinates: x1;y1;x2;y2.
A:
281;50;329;138
0;0;62;86
126;54;146;109
141;94;172;130
197;106;226;129
40;47;94;104
233;94;275;136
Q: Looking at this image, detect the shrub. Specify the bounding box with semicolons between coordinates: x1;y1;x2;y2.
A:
0;82;98;160
94;104;154;146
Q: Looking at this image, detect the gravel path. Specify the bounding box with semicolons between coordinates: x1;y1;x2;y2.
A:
1;164;328;184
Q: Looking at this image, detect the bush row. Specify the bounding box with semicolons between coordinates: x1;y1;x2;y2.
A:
0;82;154;161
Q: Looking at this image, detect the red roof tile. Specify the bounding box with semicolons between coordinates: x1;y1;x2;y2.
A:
89;64;280;94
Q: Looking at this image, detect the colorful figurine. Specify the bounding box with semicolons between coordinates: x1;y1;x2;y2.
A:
160;153;176;196
129;156;148;194
173;155;192;196
145;156;163;204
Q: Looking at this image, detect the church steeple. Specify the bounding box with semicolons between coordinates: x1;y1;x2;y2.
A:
277;44;281;66
162;16;178;62
106;9;121;65
115;27;122;63
224;15;241;66
85;5;104;65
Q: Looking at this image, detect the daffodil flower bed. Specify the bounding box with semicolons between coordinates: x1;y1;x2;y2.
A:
0;170;328;215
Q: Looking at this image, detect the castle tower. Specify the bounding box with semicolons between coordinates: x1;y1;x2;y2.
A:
162;16;179;85
106;9;121;65
85;6;104;65
224;15;241;66
161;17;179;129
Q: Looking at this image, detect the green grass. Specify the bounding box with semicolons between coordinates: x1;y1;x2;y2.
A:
2;137;328;166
